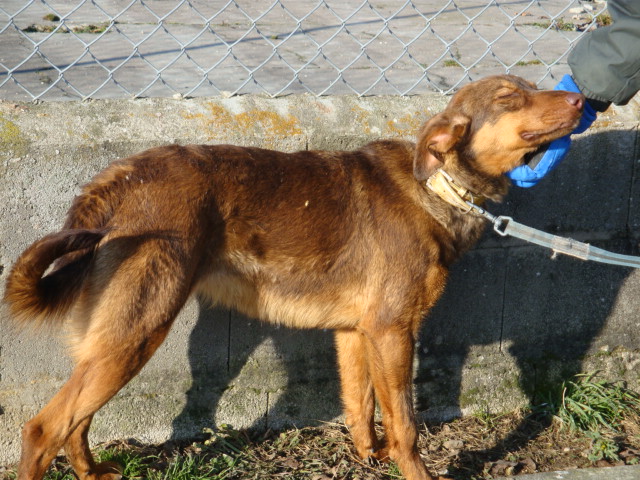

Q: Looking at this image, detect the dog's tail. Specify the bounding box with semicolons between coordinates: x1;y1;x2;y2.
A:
4;228;107;328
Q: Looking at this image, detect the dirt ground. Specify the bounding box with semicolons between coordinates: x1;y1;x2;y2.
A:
4;408;636;480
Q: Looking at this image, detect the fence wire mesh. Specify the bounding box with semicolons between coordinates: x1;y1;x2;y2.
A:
0;1;607;101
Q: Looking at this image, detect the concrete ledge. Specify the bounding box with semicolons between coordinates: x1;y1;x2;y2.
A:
496;464;640;480
1;93;639;463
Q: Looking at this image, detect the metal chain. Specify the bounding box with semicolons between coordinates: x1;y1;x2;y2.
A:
0;1;607;101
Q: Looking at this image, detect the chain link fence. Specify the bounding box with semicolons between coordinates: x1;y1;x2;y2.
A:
0;1;607;101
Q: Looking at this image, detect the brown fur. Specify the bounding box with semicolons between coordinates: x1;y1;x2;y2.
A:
4;75;584;480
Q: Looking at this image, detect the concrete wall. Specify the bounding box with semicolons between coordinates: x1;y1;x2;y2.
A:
1;93;639;463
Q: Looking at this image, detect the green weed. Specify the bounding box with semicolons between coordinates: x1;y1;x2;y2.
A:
596;13;612;26
95;448;149;478
586;431;620;462
22;22;110;34
443;59;461;68
515;59;542;67
527;19;576;31
534;372;640;462
558;373;640;433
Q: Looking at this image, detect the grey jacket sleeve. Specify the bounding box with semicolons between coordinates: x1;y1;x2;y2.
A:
568;0;640;106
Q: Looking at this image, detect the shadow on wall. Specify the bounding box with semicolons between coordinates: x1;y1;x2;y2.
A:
170;303;340;439
417;129;640;474
417;128;639;415
169;130;639;465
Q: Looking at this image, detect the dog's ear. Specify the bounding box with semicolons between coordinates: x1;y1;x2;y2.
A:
414;112;470;182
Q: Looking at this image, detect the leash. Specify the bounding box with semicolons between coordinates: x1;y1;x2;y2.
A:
426;169;640;269
466;202;640;268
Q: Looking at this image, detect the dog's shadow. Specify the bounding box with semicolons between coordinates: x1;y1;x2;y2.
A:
170;306;340;440
171;130;639;473
418;129;640;473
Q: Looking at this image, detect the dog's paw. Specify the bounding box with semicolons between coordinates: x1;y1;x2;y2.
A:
93;461;123;480
368;446;390;463
357;445;390;467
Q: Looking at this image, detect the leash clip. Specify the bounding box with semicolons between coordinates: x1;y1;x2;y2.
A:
492;216;511;236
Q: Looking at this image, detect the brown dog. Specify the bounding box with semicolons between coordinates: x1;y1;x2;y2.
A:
4;75;584;480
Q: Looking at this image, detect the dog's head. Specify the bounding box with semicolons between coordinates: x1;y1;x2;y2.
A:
414;75;584;189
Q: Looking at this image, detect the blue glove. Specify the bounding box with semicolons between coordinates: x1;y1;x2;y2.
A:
507;74;597;188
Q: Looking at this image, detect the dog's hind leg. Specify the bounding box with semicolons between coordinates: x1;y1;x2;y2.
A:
64;416;122;480
18;315;177;480
335;329;379;460
18;240;194;480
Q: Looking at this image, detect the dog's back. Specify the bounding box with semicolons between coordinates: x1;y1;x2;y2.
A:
6;140;449;336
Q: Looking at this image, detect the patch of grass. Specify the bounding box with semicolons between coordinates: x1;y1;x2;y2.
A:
515;59;542;67
442;47;462;68
148;453;224;480
22;22;110;34
37;469;72;480
472;408;508;431
527;18;576;31
42;14;60;22
557;373;640;433
596;13;612;27
535;372;640;462
386;461;403;477
443;59;462;68
96;448;149;478
73;23;110;34
552;18;576;31
586;431;620;463
22;24;56;33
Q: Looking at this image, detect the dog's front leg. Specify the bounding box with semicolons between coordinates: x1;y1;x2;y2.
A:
361;323;439;480
335;329;380;459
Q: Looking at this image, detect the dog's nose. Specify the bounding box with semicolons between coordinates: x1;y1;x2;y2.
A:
565;92;584;110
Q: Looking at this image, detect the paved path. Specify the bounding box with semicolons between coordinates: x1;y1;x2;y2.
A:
497;464;640;480
0;0;600;101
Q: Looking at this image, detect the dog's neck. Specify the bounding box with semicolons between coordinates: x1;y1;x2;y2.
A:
425;169;486;213
419;164;509;260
